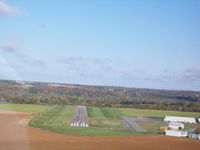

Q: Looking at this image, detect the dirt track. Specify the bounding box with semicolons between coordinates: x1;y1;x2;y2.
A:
0;111;199;150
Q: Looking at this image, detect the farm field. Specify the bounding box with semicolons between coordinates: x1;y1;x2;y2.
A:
0;103;49;113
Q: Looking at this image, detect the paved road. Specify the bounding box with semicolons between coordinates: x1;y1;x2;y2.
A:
122;117;147;132
70;106;89;127
124;117;162;122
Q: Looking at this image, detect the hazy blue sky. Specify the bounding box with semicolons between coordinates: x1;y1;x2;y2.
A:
0;0;200;91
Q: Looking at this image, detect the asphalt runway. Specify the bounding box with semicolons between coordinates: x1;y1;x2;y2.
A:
70;106;89;127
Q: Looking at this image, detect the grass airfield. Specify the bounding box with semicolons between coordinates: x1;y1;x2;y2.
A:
0;103;199;136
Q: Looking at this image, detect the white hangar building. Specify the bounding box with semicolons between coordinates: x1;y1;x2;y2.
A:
168;122;184;130
164;116;196;124
165;130;187;137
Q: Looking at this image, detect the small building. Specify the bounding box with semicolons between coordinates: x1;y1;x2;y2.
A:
168;122;184;130
165;130;187;137
187;128;200;140
164;116;196;124
188;133;199;139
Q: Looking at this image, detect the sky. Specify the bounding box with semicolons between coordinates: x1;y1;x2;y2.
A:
0;0;200;91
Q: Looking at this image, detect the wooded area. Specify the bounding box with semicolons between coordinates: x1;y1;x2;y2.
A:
0;80;200;112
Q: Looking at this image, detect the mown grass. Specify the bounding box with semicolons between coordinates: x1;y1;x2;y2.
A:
0;103;49;113
29;105;200;136
30;105;147;136
87;106;200;134
137;121;168;131
34;125;145;136
87;106;123;128
87;107;105;118
120;108;200;118
30;105;75;128
99;107;122;118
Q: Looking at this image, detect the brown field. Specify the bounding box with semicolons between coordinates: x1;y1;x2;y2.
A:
0;111;199;150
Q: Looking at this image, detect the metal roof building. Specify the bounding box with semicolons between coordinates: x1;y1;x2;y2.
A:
164;116;196;123
165;130;187;137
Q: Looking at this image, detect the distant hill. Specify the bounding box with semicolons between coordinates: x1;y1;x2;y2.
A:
0;79;200;112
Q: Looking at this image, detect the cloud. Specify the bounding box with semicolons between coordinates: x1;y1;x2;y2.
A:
137;67;200;84
181;67;200;82
19;58;46;67
58;56;159;80
58;56;116;77
0;42;19;53
0;39;24;58
59;56;85;65
59;56;113;66
93;58;112;65
0;39;46;68
59;56;113;68
58;56;200;90
0;0;22;16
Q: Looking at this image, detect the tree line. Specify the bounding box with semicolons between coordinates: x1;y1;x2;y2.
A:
0;80;200;112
